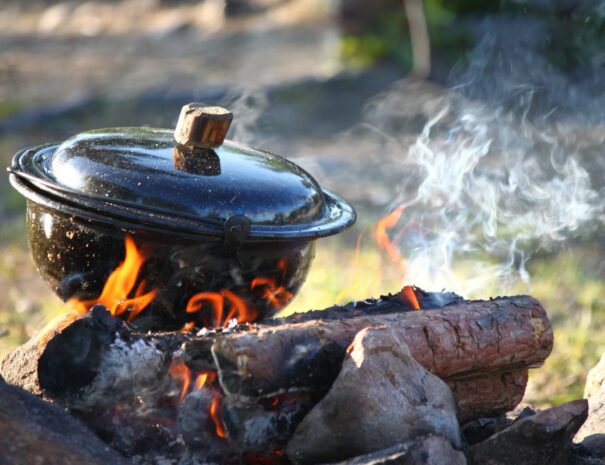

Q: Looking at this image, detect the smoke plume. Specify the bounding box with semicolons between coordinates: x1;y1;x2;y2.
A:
368;15;605;296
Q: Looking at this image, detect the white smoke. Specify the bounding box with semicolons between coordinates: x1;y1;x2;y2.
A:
367;17;605;296
224;88;269;146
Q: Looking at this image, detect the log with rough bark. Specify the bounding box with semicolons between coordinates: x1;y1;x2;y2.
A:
0;293;553;426
448;370;528;423
211;295;553;399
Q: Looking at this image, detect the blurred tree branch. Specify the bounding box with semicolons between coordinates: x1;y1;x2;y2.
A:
402;0;431;78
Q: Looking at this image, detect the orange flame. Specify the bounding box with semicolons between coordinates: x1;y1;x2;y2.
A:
67;235;157;321
194;371;217;390
251;277;293;311
38;235;157;349
375;207;406;270
181;321;196;332
169;360;192;404
402;285;420;310
210;396;227;439
375;207;421;311
186;289;258;328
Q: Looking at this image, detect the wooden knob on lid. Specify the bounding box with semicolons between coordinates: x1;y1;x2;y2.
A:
174;104;233;149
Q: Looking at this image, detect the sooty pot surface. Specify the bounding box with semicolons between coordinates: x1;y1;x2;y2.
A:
28;202;315;329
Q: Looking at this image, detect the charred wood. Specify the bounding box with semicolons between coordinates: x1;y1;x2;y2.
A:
1;295;552;426
0;306;178;409
178;389;226;457
222;393;318;454
0;291;553;460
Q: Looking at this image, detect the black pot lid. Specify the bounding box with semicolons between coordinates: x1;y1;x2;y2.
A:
8;104;356;240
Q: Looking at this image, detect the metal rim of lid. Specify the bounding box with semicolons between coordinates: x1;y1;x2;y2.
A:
9;144;356;240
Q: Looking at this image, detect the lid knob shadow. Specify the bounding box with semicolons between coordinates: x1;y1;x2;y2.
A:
174;103;233;149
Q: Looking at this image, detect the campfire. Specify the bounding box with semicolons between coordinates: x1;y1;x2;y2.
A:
0;217;560;465
1;103;592;465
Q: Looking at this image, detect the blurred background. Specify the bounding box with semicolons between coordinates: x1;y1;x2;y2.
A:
1;0;604;405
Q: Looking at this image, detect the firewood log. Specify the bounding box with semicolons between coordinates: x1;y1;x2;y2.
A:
0;294;552;425
447;370;528;423
212;296;552;399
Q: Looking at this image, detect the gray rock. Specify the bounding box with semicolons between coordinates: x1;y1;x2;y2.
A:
462;405;537;445
585;354;605;400
397;435;466;465
467;400;588;465
577;354;605;446
0;377;129;465
578;435;605;461
577;378;605;442
569;455;605;465
287;326;461;465
320;435;466;465
568;443;605;465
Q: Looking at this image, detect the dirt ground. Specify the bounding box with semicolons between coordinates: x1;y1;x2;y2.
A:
0;0;340;109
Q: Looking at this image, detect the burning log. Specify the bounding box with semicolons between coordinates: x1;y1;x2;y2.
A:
212;295;553;400
1;295;551;417
0;305;179;409
0;292;552;460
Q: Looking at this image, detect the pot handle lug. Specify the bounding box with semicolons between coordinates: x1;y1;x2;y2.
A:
223;214;251;256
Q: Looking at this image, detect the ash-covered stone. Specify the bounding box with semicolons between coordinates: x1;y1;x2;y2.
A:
467;400;588;465
287;326;461;465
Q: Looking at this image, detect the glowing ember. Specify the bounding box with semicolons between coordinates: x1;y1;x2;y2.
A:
68;235;157;320
169;360;192;404
402;285;420;310
209;395;227;439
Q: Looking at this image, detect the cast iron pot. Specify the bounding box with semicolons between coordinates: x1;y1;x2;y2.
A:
7;104;356;330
